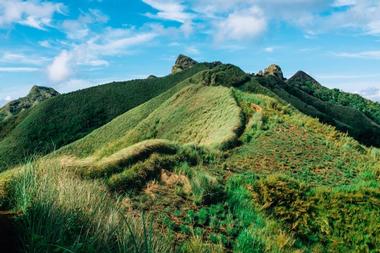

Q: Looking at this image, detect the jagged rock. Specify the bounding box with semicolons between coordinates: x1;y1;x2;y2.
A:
0;85;59;121
257;64;285;80
171;54;198;74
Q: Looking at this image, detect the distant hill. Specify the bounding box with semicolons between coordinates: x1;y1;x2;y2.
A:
0;86;59;141
0;85;59;122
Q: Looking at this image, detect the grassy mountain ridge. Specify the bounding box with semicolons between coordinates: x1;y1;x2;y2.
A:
0;56;378;252
288;71;380;125
255;73;380;147
59;63;247;159
0;63;211;170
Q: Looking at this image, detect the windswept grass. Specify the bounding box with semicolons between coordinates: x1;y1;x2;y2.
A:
96;84;243;157
63;139;179;178
60;82;243;160
6;160;173;253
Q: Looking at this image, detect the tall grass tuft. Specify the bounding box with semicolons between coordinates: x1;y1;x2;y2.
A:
7;160;173;253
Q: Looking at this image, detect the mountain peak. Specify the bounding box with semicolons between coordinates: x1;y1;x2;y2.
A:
171;54;198;74
288;70;320;86
257;64;285;80
0;85;59;121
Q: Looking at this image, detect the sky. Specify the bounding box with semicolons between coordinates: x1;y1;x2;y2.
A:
0;0;380;105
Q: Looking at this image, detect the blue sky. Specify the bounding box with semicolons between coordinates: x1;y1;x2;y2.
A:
1;0;380;105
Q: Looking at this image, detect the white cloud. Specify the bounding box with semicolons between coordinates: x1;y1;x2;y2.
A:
142;0;194;35
0;52;48;65
38;40;52;48
0;67;39;72
164;0;380;40
215;6;266;41
0;0;65;30
264;47;274;53
47;29;157;82
47;50;72;82
333;0;356;7
143;0;191;23
185;46;200;55
359;87;380;102
334;50;380;59
315;1;380;35
4;95;12;102
62;9;109;40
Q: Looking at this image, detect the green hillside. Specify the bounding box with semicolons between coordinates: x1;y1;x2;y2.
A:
0;63;210;171
255;69;380;147
0;56;378;253
288;71;380;124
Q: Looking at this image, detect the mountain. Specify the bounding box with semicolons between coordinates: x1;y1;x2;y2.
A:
253;68;380;146
0;62;212;170
172;54;198;74
0;55;379;253
0;85;59;122
288;70;380;125
0;86;59;142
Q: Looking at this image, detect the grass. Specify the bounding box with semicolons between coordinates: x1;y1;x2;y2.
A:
98;85;242;156
288;71;380;125
0;63;210;171
257;74;380;147
59;83;242;161
62;139;179;178
5;159;173;253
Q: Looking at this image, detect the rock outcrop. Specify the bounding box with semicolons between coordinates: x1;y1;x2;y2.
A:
0;85;59;121
172;54;198;74
257;64;285;80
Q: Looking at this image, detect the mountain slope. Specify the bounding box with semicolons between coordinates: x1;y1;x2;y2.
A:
254;69;380;147
0;62;211;170
288;71;380;124
0;86;59;141
0;85;59;122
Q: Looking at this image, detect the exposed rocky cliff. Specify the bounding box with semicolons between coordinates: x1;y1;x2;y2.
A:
172;54;198;74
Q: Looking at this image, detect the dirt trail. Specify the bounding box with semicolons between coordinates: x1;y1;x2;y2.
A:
0;211;20;253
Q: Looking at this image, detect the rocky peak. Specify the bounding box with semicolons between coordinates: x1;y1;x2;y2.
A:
28;85;60;101
257;64;285;80
0;85;59;121
172;54;198;74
